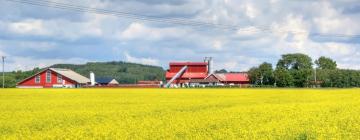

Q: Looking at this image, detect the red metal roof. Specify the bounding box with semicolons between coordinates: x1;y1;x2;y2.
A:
206;73;249;82
166;72;208;79
169;62;208;66
224;73;249;82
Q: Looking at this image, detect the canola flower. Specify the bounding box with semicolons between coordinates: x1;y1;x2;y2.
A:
0;88;360;139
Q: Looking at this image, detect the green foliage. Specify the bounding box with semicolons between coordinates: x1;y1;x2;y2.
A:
276;53;313;87
274;68;294;87
315;56;337;70
277;53;313;70
248;62;274;85
290;69;312;87
248;67;259;84
310;69;360;88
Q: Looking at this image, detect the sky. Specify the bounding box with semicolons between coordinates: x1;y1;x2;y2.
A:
0;0;360;72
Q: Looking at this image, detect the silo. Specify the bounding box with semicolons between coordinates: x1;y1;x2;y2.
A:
90;71;95;86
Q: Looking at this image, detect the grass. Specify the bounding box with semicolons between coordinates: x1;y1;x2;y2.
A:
0;88;360;139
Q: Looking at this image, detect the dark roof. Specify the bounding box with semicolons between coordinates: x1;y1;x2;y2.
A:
96;77;114;84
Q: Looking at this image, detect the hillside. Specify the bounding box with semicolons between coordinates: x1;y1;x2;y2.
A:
51;61;165;84
4;61;165;87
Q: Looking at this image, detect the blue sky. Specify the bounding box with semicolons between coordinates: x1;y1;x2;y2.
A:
0;0;360;71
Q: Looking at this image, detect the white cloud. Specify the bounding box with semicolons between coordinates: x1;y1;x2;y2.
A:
223;61;238;70
5;57;89;72
124;52;159;66
212;40;223;50
1;0;360;72
120;22;187;41
236;26;261;37
243;3;259;19
0;40;56;52
6;17;106;40
312;1;359;35
9;19;49;35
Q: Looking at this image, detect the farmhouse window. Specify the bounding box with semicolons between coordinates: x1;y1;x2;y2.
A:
57;74;63;84
35;75;40;83
46;70;51;83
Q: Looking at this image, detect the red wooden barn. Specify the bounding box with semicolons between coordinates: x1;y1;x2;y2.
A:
17;68;90;88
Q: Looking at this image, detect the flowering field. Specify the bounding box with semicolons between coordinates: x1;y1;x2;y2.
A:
0;89;360;139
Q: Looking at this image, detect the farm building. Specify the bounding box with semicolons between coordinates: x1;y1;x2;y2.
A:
165;62;210;87
165;58;250;88
17;68;90;88
95;78;119;86
208;73;249;85
188;73;250;87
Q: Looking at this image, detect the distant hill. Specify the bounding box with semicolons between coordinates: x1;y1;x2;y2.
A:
4;61;165;87
51;61;165;84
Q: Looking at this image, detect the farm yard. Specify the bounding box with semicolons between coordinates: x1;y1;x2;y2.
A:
0;89;360;139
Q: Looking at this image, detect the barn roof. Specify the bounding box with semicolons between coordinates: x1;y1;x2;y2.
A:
224;73;249;82
206;73;249;82
50;68;90;84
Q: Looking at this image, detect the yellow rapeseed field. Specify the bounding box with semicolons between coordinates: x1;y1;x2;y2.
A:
0;88;360;139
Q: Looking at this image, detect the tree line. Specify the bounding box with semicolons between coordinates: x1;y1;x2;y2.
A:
248;53;360;88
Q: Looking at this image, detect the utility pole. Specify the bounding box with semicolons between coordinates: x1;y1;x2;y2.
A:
314;66;317;88
2;56;5;88
314;68;317;83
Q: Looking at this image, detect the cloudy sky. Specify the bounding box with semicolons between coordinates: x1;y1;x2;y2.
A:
0;0;359;71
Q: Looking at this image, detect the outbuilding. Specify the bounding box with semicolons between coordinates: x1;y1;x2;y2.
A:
95;78;119;86
17;68;90;88
205;73;250;86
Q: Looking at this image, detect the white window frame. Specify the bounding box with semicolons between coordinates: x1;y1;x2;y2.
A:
57;74;63;84
35;75;40;83
46;70;51;83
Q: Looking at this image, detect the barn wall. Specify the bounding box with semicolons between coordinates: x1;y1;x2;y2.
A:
186;65;208;73
169;64;207;73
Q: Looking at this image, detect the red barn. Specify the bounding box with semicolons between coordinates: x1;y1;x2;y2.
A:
17;68;90;88
165;62;209;87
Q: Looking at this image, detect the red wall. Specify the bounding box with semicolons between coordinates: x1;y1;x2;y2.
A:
166;63;209;84
18;70;77;88
169;64;208;73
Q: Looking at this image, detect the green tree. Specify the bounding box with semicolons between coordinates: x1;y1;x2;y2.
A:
315;56;337;70
277;53;313;70
258;62;275;85
248;67;261;85
276;53;313;87
274;68;294;87
248;62;274;86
